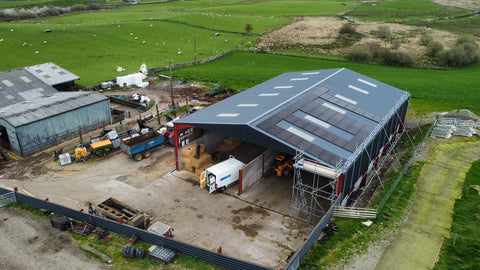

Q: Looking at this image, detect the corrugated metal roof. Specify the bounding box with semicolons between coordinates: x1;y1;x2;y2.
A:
24;62;80;86
175;68;410;169
0;69;58;107
0;91;108;127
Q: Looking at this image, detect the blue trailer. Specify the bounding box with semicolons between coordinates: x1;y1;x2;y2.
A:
121;131;165;161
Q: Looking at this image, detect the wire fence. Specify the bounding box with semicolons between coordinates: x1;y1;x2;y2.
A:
376;120;437;213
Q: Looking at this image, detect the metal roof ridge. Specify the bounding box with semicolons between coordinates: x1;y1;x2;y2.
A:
247;68;345;125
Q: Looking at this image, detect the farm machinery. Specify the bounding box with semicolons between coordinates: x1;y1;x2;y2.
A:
272;154;294;179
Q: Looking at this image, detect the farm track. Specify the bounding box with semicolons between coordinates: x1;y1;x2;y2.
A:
375;138;480;270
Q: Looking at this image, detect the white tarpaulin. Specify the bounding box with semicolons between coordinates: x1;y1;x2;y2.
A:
116;73;143;87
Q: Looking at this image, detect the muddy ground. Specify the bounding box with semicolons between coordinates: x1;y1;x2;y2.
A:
0;81;307;269
0;207;106;270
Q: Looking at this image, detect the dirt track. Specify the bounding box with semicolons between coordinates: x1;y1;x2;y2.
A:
375;137;480;270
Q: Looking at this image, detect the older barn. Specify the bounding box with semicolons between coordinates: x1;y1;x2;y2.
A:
0;64;110;157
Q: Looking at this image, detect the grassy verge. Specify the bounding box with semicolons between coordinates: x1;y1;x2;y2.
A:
434;159;480;269
302;125;427;267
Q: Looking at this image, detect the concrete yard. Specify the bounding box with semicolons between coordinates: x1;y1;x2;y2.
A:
0;145;307;268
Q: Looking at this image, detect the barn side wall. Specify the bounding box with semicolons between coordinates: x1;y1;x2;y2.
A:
15;100;111;156
239;149;276;194
341;97;409;201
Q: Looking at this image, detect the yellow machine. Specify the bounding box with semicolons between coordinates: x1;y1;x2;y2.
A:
90;139;113;157
273;155;294;179
74;147;88;160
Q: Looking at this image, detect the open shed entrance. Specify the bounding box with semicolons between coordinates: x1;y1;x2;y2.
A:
0;126;11;150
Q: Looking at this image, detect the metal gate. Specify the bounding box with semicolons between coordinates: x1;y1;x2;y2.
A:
0;191;16;207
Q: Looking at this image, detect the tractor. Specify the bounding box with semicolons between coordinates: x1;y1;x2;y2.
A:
272;154;294;179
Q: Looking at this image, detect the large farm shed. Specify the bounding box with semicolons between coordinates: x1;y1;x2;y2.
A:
0;64;110;157
174;68;409;224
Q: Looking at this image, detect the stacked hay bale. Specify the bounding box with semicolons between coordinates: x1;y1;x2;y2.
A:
181;142;212;175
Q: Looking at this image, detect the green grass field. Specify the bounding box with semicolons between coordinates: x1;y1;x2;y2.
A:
434;159;480;269
122;0;356;15
406;15;480;37
348;0;472;21
167;51;480;115
0;8;290;86
187;1;356;16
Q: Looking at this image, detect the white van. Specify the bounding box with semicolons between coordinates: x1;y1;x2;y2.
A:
200;155;245;194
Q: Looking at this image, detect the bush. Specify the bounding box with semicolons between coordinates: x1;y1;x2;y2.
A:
382;50;415;67
72;5;87;11
426;40;443;57
339;23;357;35
377;25;391;40
89;4;102;10
419;34;434;46
347;44;373;62
392;39;402;49
347;42;382;63
455;35;478;47
438;36;479;67
255;44;269;53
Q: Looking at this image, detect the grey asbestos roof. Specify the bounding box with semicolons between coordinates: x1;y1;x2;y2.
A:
176;68;410;169
0;69;58;107
24;62;79;86
0;92;108;127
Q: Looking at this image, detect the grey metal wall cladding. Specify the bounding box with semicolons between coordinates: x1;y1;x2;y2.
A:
341;98;409;197
1;188;269;270
16;100;110;149
285;196;341;270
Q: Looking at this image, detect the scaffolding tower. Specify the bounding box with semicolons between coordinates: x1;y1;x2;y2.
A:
290;151;341;228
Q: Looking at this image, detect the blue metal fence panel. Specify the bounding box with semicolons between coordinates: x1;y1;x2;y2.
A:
285;196;342;270
0;188;269;270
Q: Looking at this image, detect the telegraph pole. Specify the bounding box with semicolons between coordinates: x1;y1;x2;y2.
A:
193;34;198;62
169;60;176;117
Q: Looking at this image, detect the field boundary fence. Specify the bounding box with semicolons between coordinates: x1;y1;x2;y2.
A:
376;120;437;214
0;187;269;270
283;196;341;270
